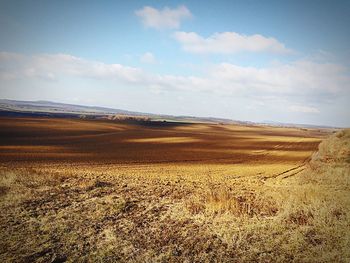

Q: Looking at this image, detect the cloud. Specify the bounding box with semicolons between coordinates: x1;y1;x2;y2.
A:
289;105;320;113
208;60;348;95
140;52;157;64
135;5;192;30
173;31;291;54
1;52;348;106
0;52;144;83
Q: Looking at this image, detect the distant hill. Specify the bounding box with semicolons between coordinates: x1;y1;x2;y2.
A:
261;120;337;129
0;99;337;129
0;99;240;124
0;99;140;115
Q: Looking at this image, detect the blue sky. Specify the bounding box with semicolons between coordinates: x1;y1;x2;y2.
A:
0;0;349;126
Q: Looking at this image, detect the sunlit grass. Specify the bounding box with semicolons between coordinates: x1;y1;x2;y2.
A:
0;119;348;262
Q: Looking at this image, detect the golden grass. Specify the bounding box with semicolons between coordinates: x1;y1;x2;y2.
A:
0;118;348;262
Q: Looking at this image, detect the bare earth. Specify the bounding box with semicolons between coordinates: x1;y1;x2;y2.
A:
0;117;349;262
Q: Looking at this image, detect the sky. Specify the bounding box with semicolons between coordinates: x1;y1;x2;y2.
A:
0;0;349;127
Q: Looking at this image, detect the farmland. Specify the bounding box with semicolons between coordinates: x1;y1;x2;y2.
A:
0;117;349;262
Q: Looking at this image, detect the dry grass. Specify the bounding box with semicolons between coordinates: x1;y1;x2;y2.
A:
0;118;349;262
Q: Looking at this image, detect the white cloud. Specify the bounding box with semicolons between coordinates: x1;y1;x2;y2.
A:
289;105;320;114
135;5;192;30
140;52;157;64
173;31;291;54
1;52;348;106
0;52;144;83
208;60;348;95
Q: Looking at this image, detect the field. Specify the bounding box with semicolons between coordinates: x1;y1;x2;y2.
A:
0;117;349;262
